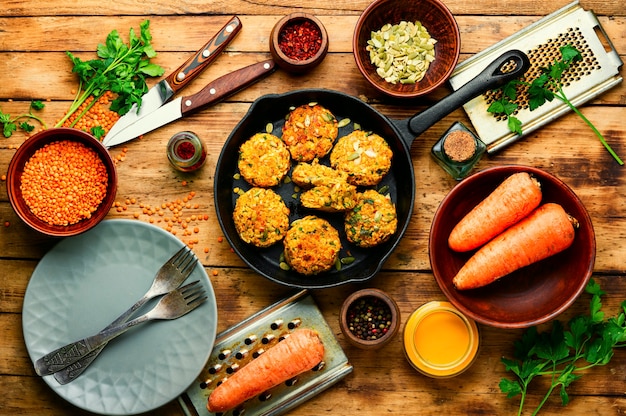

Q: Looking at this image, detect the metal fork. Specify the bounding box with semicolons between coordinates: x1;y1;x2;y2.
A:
37;245;196;382
53;245;198;384
35;280;207;377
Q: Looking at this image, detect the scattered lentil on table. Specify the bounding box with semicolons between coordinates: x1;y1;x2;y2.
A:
58;91;120;135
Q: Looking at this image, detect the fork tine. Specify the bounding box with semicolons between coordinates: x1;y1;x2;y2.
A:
179;280;201;294
187;293;208;309
178;250;198;276
184;288;206;304
168;245;189;265
171;245;193;267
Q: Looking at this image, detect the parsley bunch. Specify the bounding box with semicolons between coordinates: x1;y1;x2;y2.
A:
488;45;623;165
500;279;626;415
55;20;164;129
0;100;46;137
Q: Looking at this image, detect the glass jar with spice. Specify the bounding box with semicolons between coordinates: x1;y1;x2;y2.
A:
431;121;486;180
167;131;207;172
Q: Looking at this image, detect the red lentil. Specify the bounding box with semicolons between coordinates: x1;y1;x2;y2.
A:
59;91;120;135
20;140;108;226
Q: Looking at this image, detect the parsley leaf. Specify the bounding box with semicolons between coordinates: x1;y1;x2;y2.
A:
0;100;47;138
55;20;164;129
500;279;626;415
487;45;623;165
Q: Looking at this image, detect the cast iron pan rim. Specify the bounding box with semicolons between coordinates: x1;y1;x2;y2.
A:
214;88;416;289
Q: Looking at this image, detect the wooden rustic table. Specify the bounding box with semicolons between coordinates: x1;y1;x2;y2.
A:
1;1;625;415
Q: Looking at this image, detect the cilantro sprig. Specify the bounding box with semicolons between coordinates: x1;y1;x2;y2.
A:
500;279;626;415
0;100;46;138
54;20;164;129
488;45;623;165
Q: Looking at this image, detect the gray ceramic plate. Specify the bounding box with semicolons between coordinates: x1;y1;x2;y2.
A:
22;219;217;415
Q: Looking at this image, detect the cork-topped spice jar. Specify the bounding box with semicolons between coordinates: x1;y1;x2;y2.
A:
431;122;486;180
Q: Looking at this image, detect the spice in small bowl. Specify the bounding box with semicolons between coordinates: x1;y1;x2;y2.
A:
167;131;207;172
270;13;329;74
340;288;400;349
431;121;486;180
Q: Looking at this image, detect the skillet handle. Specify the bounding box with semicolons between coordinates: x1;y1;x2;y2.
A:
407;49;531;137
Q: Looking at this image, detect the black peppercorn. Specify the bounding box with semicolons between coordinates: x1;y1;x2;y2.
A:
346;296;393;341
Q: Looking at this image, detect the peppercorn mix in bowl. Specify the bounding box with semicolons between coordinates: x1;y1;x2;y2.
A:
353;0;460;99
340;288;400;349
270;13;329;74
7;128;118;237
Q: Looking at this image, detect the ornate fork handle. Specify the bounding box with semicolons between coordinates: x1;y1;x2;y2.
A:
52;294;152;383
35;280;204;377
35;309;159;376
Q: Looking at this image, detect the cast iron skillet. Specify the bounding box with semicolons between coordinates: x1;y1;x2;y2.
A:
215;50;530;289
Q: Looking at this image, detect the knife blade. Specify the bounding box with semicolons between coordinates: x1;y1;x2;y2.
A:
102;59;277;147
102;15;242;147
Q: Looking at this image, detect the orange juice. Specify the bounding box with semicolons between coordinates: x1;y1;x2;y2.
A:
404;301;479;378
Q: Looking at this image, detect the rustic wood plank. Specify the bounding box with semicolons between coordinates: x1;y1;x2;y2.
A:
1;0;625;18
0;15;624;54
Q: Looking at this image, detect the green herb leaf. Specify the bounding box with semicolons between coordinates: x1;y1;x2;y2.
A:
55;20;165;128
487;45;623;165
499;378;523;398
500;280;626;415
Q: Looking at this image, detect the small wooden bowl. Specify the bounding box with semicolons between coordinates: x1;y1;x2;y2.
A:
353;0;460;99
270;13;329;74
340;288;400;349
6;128;117;237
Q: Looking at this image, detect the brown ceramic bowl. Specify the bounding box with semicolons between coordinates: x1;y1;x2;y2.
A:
353;0;460;99
270;13;329;74
340;288;400;349
6;128;117;237
429;165;596;329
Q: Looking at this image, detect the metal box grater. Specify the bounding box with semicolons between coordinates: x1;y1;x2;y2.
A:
448;0;623;154
178;290;353;416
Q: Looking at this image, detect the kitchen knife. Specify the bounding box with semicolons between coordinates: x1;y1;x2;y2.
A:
102;59;276;147
102;15;242;147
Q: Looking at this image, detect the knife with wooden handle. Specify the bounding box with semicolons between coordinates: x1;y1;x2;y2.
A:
102;15;242;147
102;59;277;147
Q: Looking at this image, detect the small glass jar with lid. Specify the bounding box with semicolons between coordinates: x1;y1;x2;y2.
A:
431;122;486;180
167;131;207;172
403;300;479;378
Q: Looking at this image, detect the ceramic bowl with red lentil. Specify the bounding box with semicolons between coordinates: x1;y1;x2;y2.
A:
269;13;329;74
7;128;117;237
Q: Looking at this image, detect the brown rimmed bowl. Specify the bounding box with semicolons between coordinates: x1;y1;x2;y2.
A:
270;13;329;74
429;165;596;329
340;288;400;349
353;0;461;99
6;128;117;237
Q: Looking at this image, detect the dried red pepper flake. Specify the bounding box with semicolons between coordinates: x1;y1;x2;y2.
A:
278;20;322;61
175;140;196;160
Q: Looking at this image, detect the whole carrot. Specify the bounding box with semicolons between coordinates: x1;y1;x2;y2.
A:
207;328;325;413
448;172;542;252
453;203;578;290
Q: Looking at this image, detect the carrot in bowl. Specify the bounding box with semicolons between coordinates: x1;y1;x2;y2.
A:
453;203;578;290
207;327;325;413
448;172;542;252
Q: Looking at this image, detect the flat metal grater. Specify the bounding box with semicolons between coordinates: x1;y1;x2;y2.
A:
448;0;623;153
